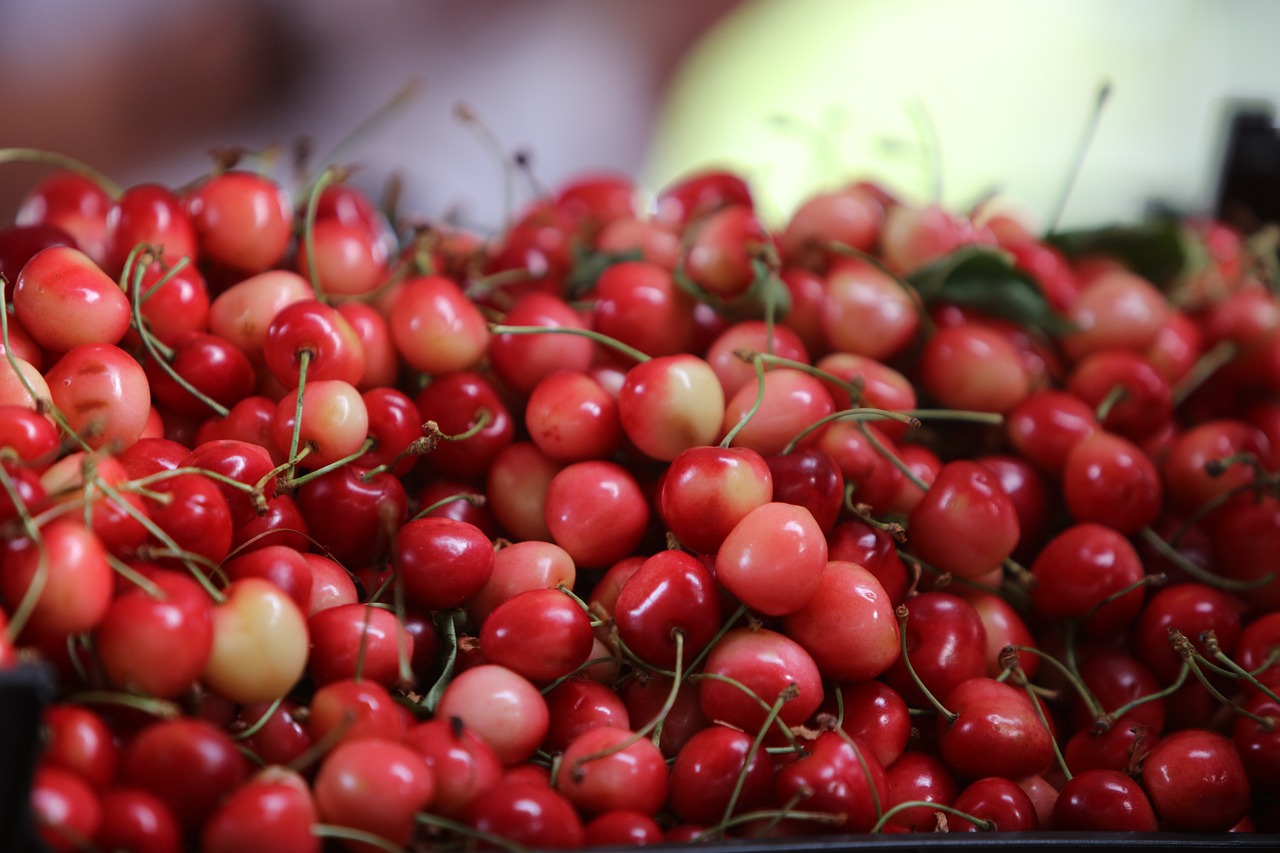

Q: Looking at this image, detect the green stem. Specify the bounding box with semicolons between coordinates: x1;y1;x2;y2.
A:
0;147;123;197
720;354;765;448
489;324;651;363
1139;526;1274;591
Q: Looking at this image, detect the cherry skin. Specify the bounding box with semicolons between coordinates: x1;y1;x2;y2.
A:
414;369;515;480
480;587;594;683
524;369;622;463
103;183;197;275
13;246;131;351
715;501;828;616
918;322;1031;414
295;464;408;567
666;724;776;826
93;787;183;853
0;518;113;639
1062;268;1169;359
263;298;365;388
679;204;772;299
1141;728;1252;832
592;260;697;358
45;343;151;452
614;549;722;669
883;592;987;708
883;751;958;832
1053;768;1157;831
402;718;504;820
936;677;1055;782
31;765;103;853
1006;388;1099;475
821;257;920;361
544;460;650;569
393;516;495;612
95;570;214;700
40;704;119;789
15;169;112;263
705;319;810;399
1131;582;1243;685
542;680;632;755
774;731;889;833
1029;522;1148;639
828;680;913;768
659;444;773;555
765;446;844;533
184;170;293;274
1062;430;1162;534
271;378;369;469
826;519;909;606
906;460;1020;581
120;718;250;831
1067;349;1173;442
466;539;576;626
313;737;435;850
720;367;837;458
208;270;313;365
697;627;824;738
782;560;898;683
389;275;491;374
555;726;670;817
308;679;408;747
467;781;584;850
618;353;725;462
583;811;664;847
949;776;1040;832
202;577;309;705
435;664;550;765
488;291;595;393
142;471;234;565
307;603;413;688
201;768;319;853
222;545;312;613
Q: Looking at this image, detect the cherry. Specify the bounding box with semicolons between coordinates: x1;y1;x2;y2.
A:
555;726;670;817
484;441;562;542
142;471;234;565
524;369;622;463
403;718;503;820
705;320;810;399
271;378;369;469
820;257;920;361
1052;768;1157;831
960;588;1041;679
544;460;650;569
780;185;883;267
782;560;898;683
120;717;250;831
393;516;494;611
1162;419;1271;523
660;444;773;554
466;781;585;850
40;704;119;790
583;811;664;847
1062;430;1162;534
1062;268;1169;359
208;270;314;365
296;216;390;299
826;519;909;606
480;587;594;683
103;183;197;276
620;674;709;758
919;322;1031;414
308;603;413;688
666;724;775;826
775;730;889;833
184;170;293;274
201;768;319;853
13;246;131;351
715;501;828;616
295;464;408;568
389;275;491;374
618;353;725;462
1232;692;1280;796
1132;582;1243;685
95;570;214;700
308;679;407;747
880;203;985;275
202;577;309;705
488;291;595;393
614;549;722;669
31;764;103;853
720;367;836;458
435;664;550;765
1029;523;1148;638
46;343;152;451
906;460;1020;581
313;737;435;850
1006;389;1100;475
949;776;1040;832
466;539;576;625
0;517;113;639
883;592;987;708
93;787;183;853
263;298;365;388
592;260;697;358
542;680;632;755
657;168;753;226
414;369;514;480
1141;728;1252;831
0;404;60;464
679;205;772;300
15;169;112;263
883;750;958;832
1066;349;1173;442
697;627;824;738
238;700;312;768
765;446;845;533
936;677;1055;781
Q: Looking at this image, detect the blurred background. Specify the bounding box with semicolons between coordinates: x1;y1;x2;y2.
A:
2;0;1278;232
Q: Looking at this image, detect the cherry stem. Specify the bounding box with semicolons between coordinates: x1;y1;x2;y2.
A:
895;605;956;723
871;801;995;834
1093;384;1128;424
1004;652;1073;780
721;354;766;448
1169;475;1279;549
0;147;124;197
408;491;485;523
1093;663;1188;734
834;727;884;821
1172;340;1238;408
737;350;864;401
232;696;285;742
424;408;493;445
280;436;377;491
1171;630;1277;731
1081;572;1167;625
782;407;920;455
301;167;344;304
285;350;312;483
847;493;907;541
1139;526;1275;591
421;610;463;714
64;690;180;720
690;672;799;747
700;799;843;841
103;553;165;600
1045;79;1112;237
858;420;929;491
0;465;47;641
464;266;539;304
1212;649;1280;707
1003;644;1105;720
1204;451;1259;479
573;633;684;779
312;824;406;853
415;812;528;853
719;687;794;829
92;476;227;602
315;78;423;173
488;323;651;363
455;101;517;230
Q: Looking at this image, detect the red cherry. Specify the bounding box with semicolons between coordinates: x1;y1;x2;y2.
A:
782;560;898;682
614;549;722;669
937;677;1055;781
883;592;987;708
467;781;584;850
184;170;293;274
1029;523;1147;639
120;718;250;831
668;724;776;826
715;502;828;616
775;731;888;833
906;460;1020;581
103;183;197;276
93;787;182;853
40;704;119;789
1053;768;1157;831
659;445;773;555
13;246;131;351
555;726;670;817
393;517;494;611
201;769;319;853
1141;728;1252;831
949;776;1040;832
31;765;103;853
480;588;594;683
313;737;435;849
544;460;650;569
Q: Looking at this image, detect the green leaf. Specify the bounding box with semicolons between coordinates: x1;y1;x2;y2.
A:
907;246;1075;336
1046;218;1188;288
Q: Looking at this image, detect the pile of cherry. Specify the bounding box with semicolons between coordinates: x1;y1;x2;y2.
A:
2;145;1280;853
